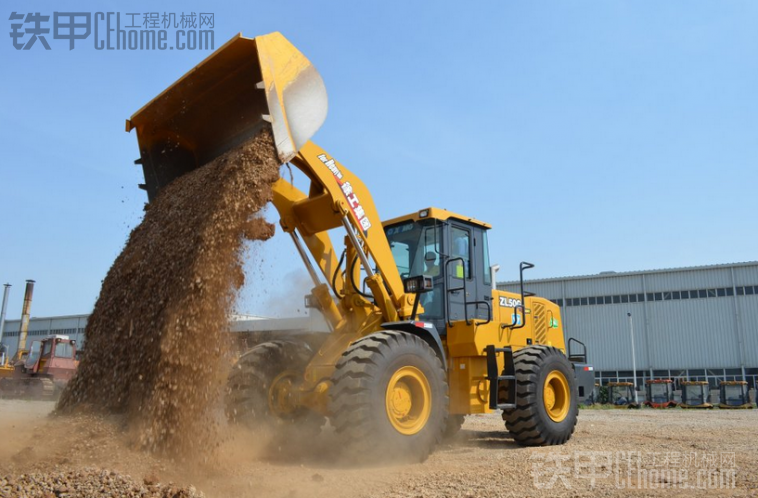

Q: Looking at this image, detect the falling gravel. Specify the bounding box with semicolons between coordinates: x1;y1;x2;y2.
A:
57;128;281;456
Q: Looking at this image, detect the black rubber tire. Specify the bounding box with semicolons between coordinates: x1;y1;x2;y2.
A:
329;331;448;463
444;414;465;440
502;346;578;446
225;340;319;429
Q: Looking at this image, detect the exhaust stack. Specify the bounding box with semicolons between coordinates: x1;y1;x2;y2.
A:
0;283;9;365
16;280;35;353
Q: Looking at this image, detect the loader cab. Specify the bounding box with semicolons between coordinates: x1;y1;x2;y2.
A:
719;381;753;409
644;379;676;408
384;208;493;333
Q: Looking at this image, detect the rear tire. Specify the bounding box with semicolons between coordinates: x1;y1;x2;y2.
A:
502;346;578;446
329;331;448;463
444;414;465;439
226;340;320;429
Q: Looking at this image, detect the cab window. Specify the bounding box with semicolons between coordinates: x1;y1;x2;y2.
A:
386;220;442;278
451;227;471;279
55;341;73;359
24;341;41;369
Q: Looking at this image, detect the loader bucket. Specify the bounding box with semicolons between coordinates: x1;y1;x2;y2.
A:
126;32;327;201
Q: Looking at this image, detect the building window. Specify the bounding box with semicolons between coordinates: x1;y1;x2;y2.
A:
551;282;758;311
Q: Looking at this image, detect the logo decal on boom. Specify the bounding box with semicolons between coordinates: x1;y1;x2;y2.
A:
318;153;372;232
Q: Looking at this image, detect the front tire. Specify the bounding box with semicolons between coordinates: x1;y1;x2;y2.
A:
329;331;448;463
502;346;578;446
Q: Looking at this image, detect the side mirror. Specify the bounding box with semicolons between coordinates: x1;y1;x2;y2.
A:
403;275;433;294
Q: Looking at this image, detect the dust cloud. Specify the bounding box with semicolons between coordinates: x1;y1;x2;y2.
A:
57;128;281;457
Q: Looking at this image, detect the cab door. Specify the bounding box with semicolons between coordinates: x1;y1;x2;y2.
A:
444;224;470;325
444;223;492;328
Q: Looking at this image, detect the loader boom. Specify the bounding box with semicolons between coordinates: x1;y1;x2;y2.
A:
273;142;415;325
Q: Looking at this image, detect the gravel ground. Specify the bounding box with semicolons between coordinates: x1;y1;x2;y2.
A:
1;401;756;497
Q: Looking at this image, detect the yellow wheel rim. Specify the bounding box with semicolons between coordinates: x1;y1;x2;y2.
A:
543;370;570;423
385;366;432;435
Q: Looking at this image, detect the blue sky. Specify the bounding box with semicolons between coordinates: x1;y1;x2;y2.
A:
1;1;756;318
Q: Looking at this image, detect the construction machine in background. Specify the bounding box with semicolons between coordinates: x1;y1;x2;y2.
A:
644;379;677;408
680;381;713;409
0;281;79;399
0;335;79;399
718;381;754;409
608;382;640;409
127;31;583;461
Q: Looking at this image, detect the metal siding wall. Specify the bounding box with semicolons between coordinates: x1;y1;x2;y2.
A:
733;265;758;286
644;267;731;291
646;299;738;369
565;275;641;296
738;295;758;367
563;302;648;371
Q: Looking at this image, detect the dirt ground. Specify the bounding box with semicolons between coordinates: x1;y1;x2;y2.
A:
1;400;756;497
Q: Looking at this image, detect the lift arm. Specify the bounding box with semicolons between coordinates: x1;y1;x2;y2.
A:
272;141;416;325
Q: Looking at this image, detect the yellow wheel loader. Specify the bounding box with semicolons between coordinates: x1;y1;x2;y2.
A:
127;32;580;462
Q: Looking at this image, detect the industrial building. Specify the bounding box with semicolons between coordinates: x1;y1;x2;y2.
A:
0;312;329;361
498;261;758;389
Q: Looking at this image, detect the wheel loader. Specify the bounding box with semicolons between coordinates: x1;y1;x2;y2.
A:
126;32;581;461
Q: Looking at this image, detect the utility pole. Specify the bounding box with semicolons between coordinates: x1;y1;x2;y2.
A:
627;312;638;403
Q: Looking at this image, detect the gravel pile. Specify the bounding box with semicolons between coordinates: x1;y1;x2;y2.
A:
57;128;281;456
0;468;204;498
